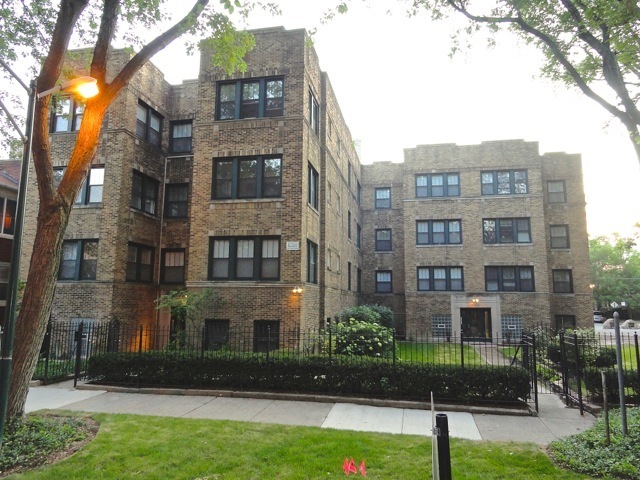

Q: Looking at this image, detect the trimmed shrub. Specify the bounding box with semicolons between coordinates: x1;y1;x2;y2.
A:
367;304;394;328
593;348;617;368
335;306;380;324
583;367;640;403
87;351;530;403
333;318;394;358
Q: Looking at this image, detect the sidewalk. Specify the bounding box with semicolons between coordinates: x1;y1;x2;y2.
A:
26;382;595;444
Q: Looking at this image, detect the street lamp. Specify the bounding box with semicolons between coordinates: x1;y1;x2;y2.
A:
0;61;98;445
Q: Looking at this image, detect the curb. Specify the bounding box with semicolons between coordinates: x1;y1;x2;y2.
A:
76;383;533;416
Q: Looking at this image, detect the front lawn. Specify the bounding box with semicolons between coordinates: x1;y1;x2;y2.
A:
3;413;595;479
397;341;484;365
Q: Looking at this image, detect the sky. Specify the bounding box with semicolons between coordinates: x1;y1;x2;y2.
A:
3;1;639;238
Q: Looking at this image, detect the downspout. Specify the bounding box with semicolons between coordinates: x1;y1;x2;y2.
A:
154;155;169;346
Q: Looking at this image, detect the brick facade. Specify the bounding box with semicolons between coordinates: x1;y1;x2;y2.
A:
361;140;592;336
21;28;591;347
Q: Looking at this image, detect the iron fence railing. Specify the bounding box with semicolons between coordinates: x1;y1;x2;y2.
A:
34;320;640;411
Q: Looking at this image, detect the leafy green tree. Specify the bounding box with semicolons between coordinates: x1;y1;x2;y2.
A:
590;226;640;311
0;0;274;422
392;0;640;164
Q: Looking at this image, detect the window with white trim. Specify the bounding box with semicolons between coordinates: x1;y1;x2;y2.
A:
209;237;280;281
415;173;460;198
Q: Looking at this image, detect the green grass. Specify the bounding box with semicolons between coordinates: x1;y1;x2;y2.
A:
397;341;484;365
4;414;595;479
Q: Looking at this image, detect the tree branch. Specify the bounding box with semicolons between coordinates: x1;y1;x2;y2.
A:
105;0;210;99
33;0;89;210
90;0;120;87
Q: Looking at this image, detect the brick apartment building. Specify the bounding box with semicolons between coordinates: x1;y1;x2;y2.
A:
361;141;592;338
20;26;591;346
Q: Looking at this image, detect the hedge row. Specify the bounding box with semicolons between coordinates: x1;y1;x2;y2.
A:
583;368;640;403
87;352;530;403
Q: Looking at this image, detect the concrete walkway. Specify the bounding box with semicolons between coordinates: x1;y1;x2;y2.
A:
25;382;595;444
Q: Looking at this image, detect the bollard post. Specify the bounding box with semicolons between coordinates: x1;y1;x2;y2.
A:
435;414;452;480
73;322;84;388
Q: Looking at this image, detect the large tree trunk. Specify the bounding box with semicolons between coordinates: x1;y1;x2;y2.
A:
7;206;69;418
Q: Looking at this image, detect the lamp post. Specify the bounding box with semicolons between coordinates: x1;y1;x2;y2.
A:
0;63;98;445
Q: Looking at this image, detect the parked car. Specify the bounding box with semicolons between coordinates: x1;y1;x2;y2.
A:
594;311;604;323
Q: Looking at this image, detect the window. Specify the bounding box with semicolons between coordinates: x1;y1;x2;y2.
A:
357;182;361;205
253;320;280;353
347;262;352;290
170;121;192;153
131;170;158;215
553;269;573;293
54;166;104;205
347;211;351;239
548;180;566;203
307;240;318;284
126;244;154;282
554;315;576;331
415;173;460;198
375;187;391;209
216;77;284;120
136;101;162;147
375;229;392;251
161;249;185;283
308;165;319;209
550;225;570;249
212;156;282;199
59;240;97;280
481;170;528;195
0;197;16;235
51;97;84;132
416;220;462;245
209;237;280;280
164;184;188;218
483;218;531;244
485;266;534;292
357;268;362;293
376;270;392;293
356;224;361;248
204;319;230;351
347;162;352;188
309;89;319;134
417;267;463;291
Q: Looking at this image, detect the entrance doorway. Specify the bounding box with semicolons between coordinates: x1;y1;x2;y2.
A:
460;308;492;341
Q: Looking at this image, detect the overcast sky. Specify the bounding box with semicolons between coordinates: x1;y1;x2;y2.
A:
3;1;639;238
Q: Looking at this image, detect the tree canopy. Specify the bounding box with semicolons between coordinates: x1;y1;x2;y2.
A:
590;226;640;313
402;0;640;164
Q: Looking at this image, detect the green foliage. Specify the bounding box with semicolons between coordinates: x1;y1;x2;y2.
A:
334;317;394;358
583;368;640;404
405;0;640;160
155;288;223;327
0;415;90;474
87;351;530;403
367;304;394;328
550;407;640;479
590;227;640;311
335;305;380;324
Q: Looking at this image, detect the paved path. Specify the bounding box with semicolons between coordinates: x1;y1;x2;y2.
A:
26;382;595;444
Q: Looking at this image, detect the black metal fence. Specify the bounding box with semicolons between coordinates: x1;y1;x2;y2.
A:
34;320;640;412
35;320;528;381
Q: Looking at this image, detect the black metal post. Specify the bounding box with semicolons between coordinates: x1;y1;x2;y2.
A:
613;312;628;435
573;332;584;415
460;332;464;370
531;332;539;413
634;333;640;385
435;413;452;480
73;322;84;388
137;326;143;389
43;320;52;382
0;76;35;446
